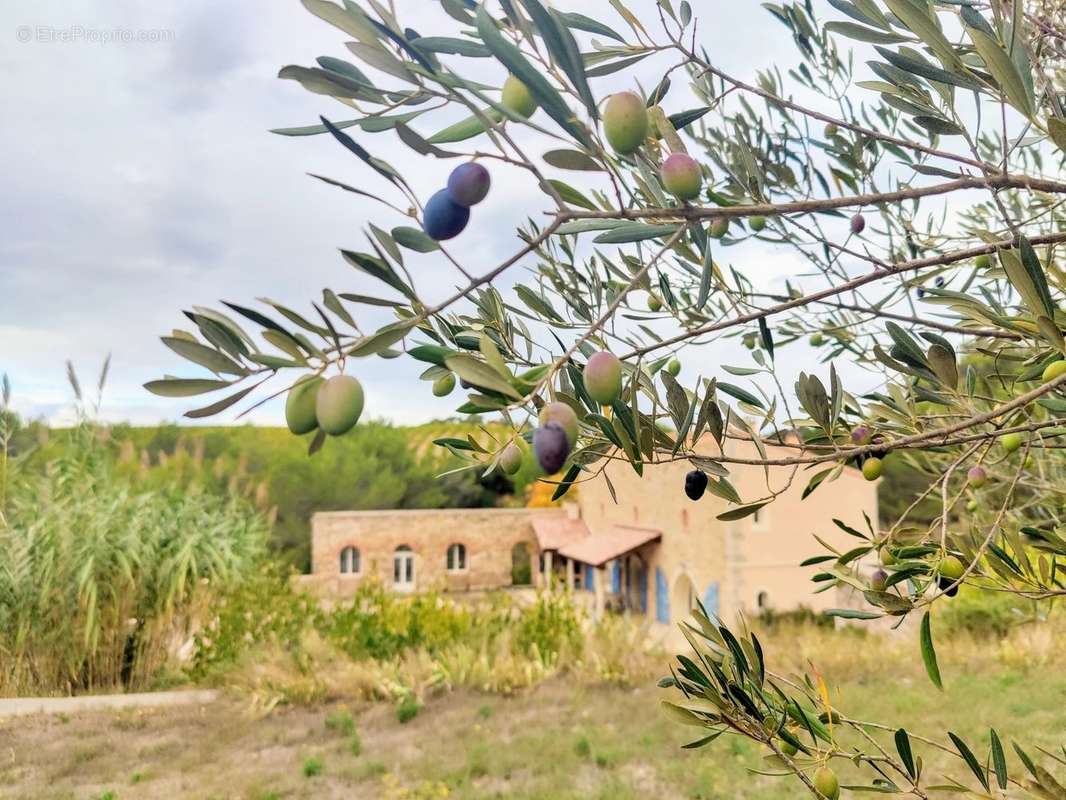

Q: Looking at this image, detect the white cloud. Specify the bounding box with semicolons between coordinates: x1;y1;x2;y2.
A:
0;1;913;426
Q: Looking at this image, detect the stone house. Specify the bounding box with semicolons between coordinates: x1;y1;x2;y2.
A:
305;436;878;626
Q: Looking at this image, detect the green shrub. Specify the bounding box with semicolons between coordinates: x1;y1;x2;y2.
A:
301;756;323;778
325;710;355;737
515;591;582;661
323;581;480;660
349;733;362;757
194;574;588;681
188;565;319;681
397;695;421;724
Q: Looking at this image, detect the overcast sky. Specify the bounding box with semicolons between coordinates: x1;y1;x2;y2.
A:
1;1;880;427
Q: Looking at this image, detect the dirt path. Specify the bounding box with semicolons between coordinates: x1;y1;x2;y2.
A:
0;681;675;799
0;690;218;718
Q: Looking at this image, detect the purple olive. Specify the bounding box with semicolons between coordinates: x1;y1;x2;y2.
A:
533;422;571;474
423;189;470;241
871;569;888;591
850;213;866;235
446;162;491;207
661;153;702;200
685;469;708;501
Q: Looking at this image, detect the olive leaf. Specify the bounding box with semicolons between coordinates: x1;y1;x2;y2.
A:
926;344;959;389
445;354;521;399
475;6;590;146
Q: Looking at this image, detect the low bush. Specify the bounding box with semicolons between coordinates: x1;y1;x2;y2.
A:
193;571;661;707
397;695;421;723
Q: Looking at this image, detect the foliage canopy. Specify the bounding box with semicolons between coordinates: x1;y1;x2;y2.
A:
148;0;1066;795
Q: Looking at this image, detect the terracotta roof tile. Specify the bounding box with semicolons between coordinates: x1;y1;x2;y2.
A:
531;515;590;551
557;525;661;568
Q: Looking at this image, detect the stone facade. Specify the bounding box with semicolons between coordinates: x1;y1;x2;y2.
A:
307;507;549;597
306;437;878;626
577;438;878;627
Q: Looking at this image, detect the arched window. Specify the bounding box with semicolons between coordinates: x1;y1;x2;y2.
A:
511;542;531;586
446;543;467;572
339;546;360;575
394;545;415;589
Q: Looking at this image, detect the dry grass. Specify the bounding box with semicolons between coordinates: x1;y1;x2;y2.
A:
4;619;1065;799
213;612;663;715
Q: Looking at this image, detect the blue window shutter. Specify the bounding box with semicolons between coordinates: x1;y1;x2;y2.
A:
584;564;594;591
702;581;720;619
611;561;621;593
655;567;669;623
637;567;648;613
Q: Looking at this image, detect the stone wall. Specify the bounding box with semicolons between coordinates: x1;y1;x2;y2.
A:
577;452;729;627
576;436;879;625
310;508;558;596
724;439;879;618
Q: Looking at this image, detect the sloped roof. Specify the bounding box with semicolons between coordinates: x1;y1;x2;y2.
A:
556;525;661;568
531;515;590;551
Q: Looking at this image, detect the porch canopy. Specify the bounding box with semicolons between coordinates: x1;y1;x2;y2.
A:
531;515;590;552
557;525;661;568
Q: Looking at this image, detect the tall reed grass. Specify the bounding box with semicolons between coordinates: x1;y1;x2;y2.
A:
0;424;268;695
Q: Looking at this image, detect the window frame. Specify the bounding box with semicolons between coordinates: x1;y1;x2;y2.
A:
393;545;415;590
338;545;361;576
446;542;467;573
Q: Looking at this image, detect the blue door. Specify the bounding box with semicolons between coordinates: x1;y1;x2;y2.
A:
702;581;720;620
611;561;621;594
584;564;594;591
655;567;669;623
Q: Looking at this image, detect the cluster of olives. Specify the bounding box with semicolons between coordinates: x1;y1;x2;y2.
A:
875;543;968;598
530;351;624;474
421;75;545;243
848;426;886;482
600;91;705;202
534;401;578;474
423;161;492;241
285;374;365;437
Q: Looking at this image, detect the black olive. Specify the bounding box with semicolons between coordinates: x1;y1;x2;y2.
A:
685;469;709;501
